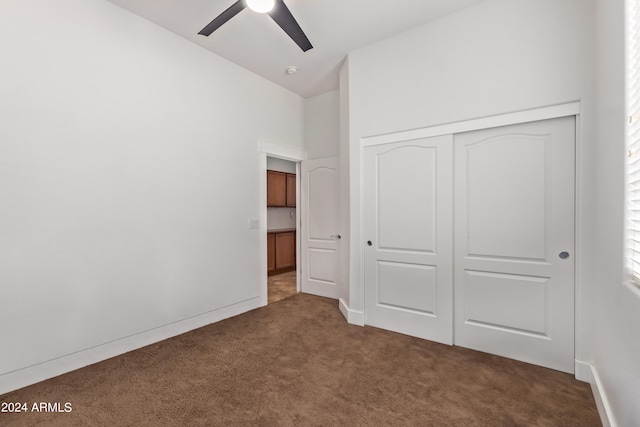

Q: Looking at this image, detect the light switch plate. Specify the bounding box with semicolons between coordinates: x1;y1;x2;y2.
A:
248;219;260;229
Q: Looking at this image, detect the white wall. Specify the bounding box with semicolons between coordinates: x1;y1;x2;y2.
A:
304;90;340;159
347;0;595;135
266;157;297;173
0;0;303;393
592;0;640;424
344;0;597;368
266;208;296;230
338;59;356;321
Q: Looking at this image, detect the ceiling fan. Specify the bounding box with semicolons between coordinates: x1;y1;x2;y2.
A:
198;0;313;52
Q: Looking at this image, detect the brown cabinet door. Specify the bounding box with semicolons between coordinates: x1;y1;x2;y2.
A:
275;231;295;270
267;170;286;207
267;233;275;272
286;173;296;207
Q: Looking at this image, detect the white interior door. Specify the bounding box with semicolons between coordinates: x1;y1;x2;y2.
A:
453;117;575;373
364;136;453;344
301;157;340;299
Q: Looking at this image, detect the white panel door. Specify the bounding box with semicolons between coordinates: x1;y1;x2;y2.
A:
454;117;575;373
364;136;453;344
301;157;340;299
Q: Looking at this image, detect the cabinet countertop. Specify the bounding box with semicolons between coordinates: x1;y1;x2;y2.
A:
267;228;296;233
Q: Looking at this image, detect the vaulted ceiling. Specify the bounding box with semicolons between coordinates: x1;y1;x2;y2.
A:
108;0;486;98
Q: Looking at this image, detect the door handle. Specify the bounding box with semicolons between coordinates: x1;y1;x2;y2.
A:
559;251;570;260
367;241;372;246
331;234;341;240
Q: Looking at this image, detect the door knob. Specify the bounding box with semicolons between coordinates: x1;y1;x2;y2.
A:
559;251;570;260
367;241;372;246
331;234;341;240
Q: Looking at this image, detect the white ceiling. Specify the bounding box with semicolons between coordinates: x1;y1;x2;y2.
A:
107;0;485;98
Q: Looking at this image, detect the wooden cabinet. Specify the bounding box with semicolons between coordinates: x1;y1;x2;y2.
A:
275;231;295;269
286;173;296;207
267;170;296;207
267;230;296;275
266;169;296;275
267;233;275;272
267;170;286;207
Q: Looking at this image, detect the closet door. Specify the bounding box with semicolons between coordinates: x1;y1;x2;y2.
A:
453;117;575;373
364;135;453;344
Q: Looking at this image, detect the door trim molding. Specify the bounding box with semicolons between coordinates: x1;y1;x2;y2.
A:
361;102;580;147
259;140;307;306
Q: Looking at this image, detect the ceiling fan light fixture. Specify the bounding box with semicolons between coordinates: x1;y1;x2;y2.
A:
199;0;312;52
246;0;275;13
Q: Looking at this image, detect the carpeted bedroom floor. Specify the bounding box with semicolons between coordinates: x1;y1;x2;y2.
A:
0;293;600;426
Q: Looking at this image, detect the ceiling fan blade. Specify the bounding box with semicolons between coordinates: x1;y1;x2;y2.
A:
198;0;246;36
268;0;313;52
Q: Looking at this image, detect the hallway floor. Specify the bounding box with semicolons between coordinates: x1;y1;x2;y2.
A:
268;270;297;304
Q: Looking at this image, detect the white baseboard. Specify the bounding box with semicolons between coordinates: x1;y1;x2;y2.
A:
338;298;365;326
574;359;594;383
338;298;349;321
0;297;261;396
575;361;616;427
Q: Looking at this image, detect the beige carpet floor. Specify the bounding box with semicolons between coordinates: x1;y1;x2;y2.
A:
0;294;600;426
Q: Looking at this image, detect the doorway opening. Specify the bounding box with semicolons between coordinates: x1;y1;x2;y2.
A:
266;156;299;304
